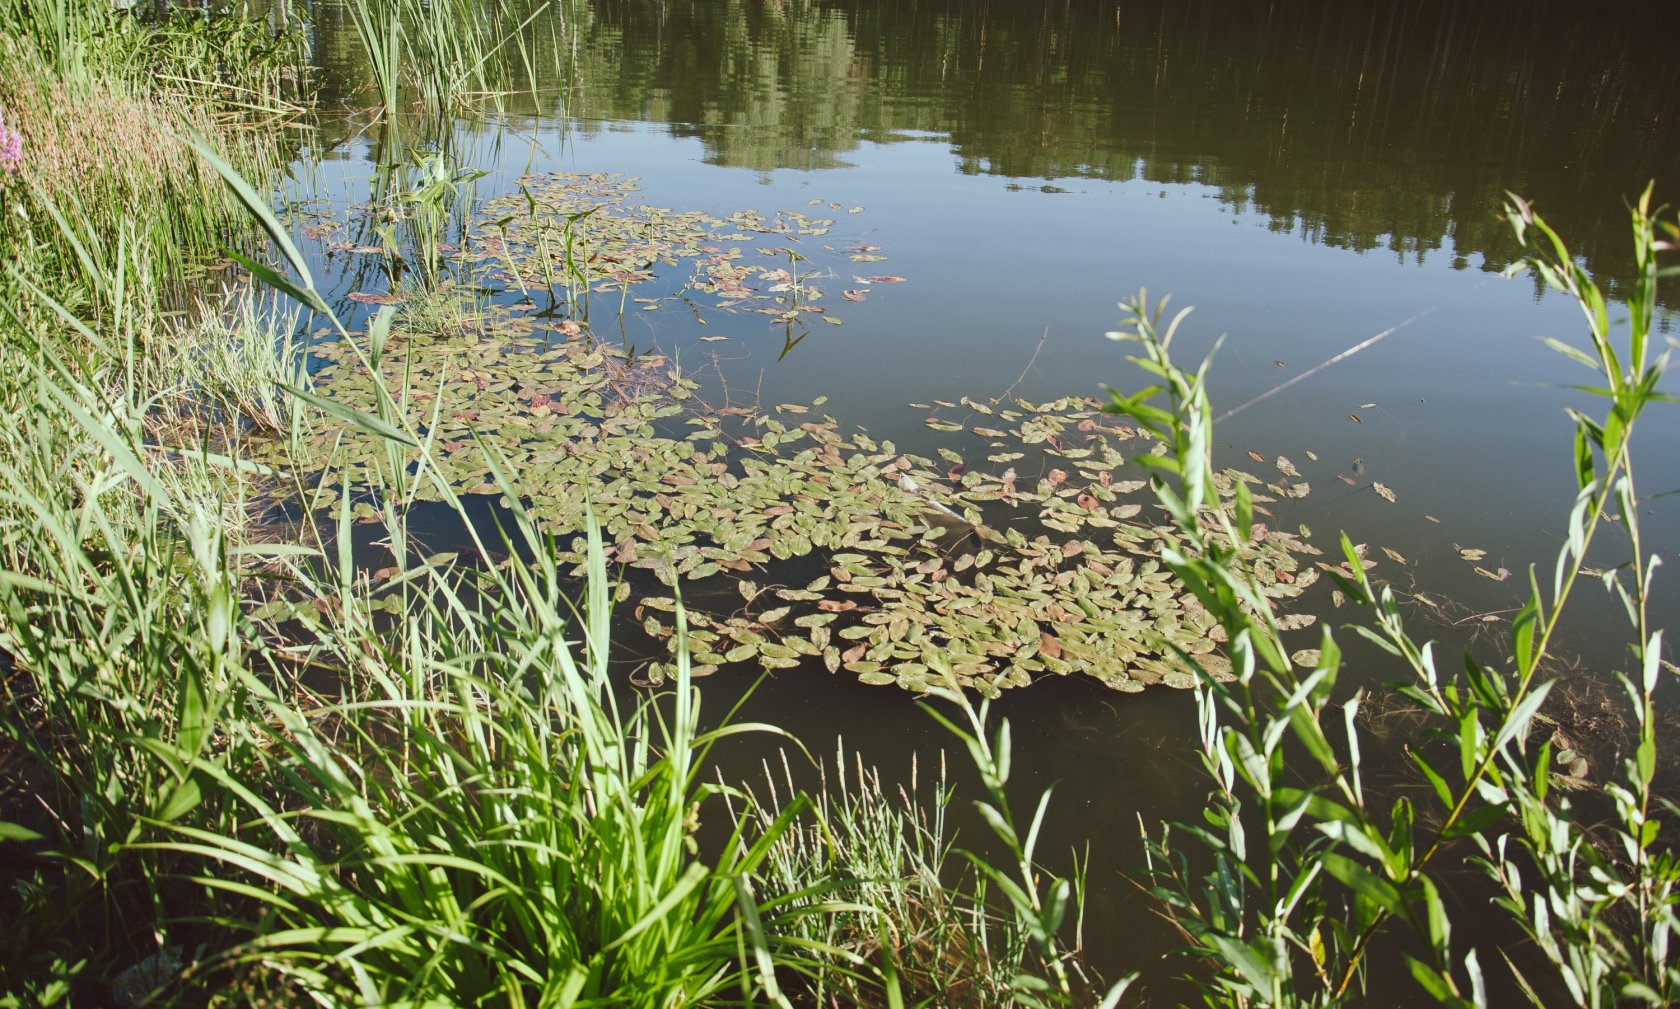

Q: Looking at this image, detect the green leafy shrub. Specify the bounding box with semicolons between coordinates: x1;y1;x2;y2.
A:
1108;187;1676;1007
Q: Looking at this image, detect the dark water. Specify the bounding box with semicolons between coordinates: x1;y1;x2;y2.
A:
294;1;1679;1002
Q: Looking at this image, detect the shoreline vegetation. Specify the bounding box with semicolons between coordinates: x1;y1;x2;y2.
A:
2;1;1676;1007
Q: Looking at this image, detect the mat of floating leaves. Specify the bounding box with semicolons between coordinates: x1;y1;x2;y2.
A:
462;171;858;325
256;317;1325;694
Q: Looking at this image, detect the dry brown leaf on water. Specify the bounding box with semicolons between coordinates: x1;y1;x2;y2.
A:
1475;566;1512;582
1373;482;1396;503
1247;450;1265;463
1039;632;1063;660
1381;546;1408;565
1457;546;1487;561
1275;456;1301;478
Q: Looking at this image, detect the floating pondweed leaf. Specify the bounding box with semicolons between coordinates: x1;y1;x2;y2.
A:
1458;546;1487;561
1373;482;1396;503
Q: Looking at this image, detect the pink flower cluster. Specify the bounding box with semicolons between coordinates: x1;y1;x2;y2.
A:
0;108;22;175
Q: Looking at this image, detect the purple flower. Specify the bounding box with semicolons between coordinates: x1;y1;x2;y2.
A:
0;108;22;175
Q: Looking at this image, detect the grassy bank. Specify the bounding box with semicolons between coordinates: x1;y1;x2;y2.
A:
0;10;1119;998
0;196;1120;1009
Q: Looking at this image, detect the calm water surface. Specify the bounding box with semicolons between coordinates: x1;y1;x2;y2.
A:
294;1;1678;1001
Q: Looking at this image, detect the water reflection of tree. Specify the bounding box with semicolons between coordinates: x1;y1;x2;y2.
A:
307;0;1679;306
570;0;865;171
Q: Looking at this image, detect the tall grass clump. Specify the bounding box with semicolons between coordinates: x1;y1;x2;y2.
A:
342;0;559;118
0;0;298;334
149;493;821;1006
1108;187;1676;1006
151;293;306;437
0;282;269;1004
744;734;1134;1009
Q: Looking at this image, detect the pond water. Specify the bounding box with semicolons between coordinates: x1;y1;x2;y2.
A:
287;0;1679;1001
